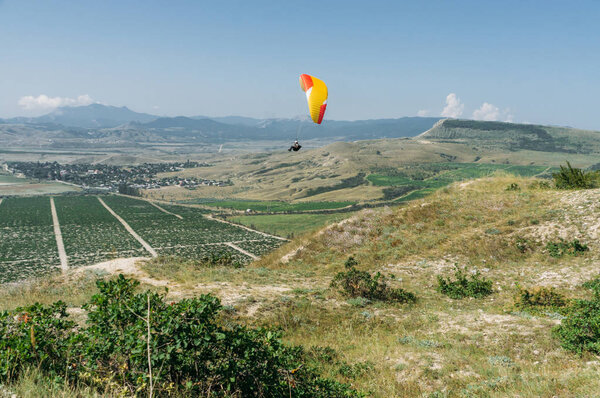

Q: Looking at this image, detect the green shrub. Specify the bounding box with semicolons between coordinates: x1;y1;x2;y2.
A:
514;287;567;310
436;267;493;299
552;161;600;189
331;257;416;304
546;239;589;258
337;362;373;379
528;180;552;190
514;236;534;253
0;301;74;382
582;277;600;292
0;275;361;397
553;287;600;354
505;183;520;191
196;252;244;268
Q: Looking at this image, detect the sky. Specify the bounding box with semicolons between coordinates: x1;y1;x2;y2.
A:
1;0;599;129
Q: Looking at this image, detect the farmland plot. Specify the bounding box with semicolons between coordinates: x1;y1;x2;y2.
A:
232;238;284;257
0;197;59;283
54;196;147;266
100;196;284;261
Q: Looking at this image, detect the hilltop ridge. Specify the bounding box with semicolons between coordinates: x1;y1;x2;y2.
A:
419;118;600;154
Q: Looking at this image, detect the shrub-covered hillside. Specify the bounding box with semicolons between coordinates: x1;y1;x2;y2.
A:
1;176;600;397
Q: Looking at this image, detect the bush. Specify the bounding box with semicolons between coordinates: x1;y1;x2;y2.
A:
197;252;244;268
546;239;589;258
505;183;520;191
514;287;567;311
552;161;600;189
582;277;600;292
437;267;493;299
331;257;416;304
514;236;534;253
0;275;361;397
553;287;600;354
0;301;74;382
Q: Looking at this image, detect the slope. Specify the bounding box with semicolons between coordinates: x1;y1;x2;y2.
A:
3;176;599;397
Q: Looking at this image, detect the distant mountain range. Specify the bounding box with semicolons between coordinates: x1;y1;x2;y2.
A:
3;104;157;128
2;104;599;158
0;104;443;146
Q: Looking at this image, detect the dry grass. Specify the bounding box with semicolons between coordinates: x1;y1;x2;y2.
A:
3;176;600;397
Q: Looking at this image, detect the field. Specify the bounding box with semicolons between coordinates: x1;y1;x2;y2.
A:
0;178;79;196
53;196;147;267
99;195;285;263
0;197;60;284
180;198;355;212
0;195;286;283
366;163;555;201
228;212;356;237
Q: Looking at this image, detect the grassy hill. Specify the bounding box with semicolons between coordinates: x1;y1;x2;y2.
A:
138;118;600;205
419;119;600;155
2;176;600;396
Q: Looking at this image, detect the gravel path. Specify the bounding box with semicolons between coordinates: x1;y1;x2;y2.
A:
205;214;289;242
50;197;69;271
224;242;258;260
148;201;183;219
97;197;158;257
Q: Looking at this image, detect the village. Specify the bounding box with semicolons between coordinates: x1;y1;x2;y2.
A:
5;161;231;192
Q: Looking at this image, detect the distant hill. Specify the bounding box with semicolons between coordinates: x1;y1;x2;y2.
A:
5;104;156;128
0;104;443;149
419;119;600;154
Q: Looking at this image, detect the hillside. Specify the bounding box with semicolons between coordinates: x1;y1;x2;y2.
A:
146;127;600;204
2;176;600;396
419;119;600;155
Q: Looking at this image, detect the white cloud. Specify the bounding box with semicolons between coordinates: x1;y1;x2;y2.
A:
441;93;464;118
472;103;515;122
417;109;430;117
472;102;500;121
18;94;95;111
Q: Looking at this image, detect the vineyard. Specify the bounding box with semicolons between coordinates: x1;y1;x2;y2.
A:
0;195;285;283
0;197;60;283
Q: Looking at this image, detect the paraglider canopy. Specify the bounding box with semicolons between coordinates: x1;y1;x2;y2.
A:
299;74;328;124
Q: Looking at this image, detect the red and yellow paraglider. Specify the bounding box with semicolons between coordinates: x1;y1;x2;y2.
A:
299;74;328;124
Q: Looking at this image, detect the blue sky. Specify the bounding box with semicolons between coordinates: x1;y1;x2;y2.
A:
1;0;599;129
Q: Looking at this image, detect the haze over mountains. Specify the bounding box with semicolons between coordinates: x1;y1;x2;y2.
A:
0;104;442;144
1;104;600;163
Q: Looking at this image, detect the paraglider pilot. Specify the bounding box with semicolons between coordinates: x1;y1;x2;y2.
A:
288;140;302;152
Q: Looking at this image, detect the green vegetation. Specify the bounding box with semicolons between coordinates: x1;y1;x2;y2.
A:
0;276;360;397
582;276;600;292
0;197;60;283
229;213;354;237
331;257;416;304
367;163;551;201
55;196;146;266
514;287;568;312
4;175;600;396
183;198;354;212
0;195;286;283
101;195;283;262
545;239;589;258
436;267;493;299
553;281;600;354
552;161;600;189
303;173;367;198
